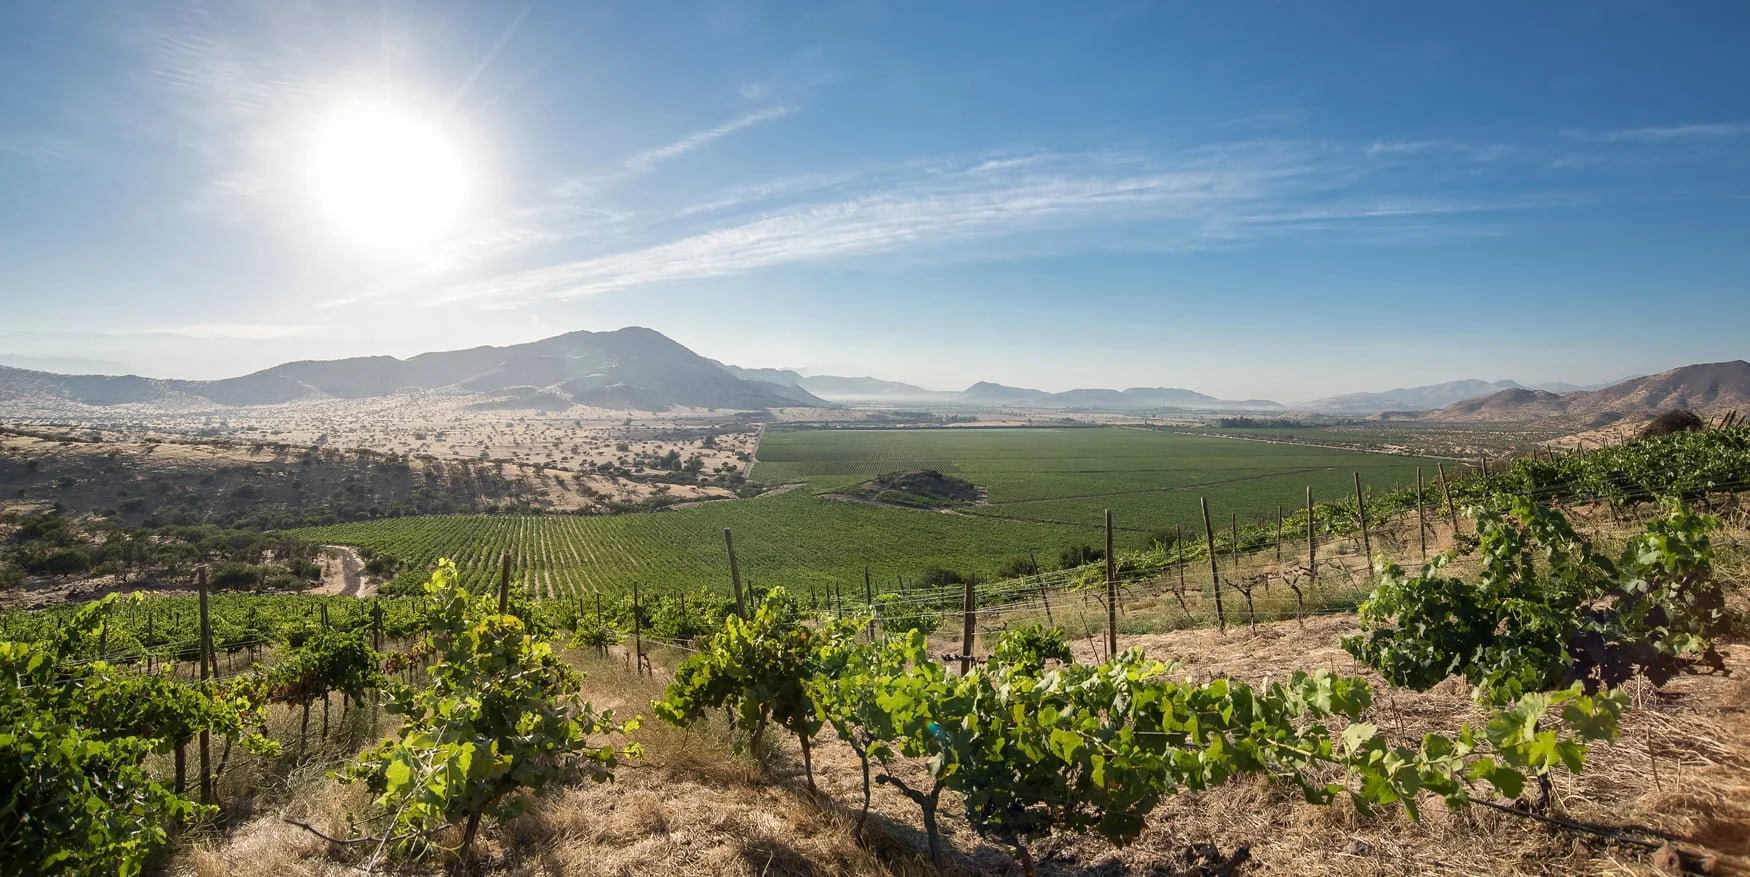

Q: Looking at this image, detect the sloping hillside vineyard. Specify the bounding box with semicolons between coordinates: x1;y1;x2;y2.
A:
294;491;1075;597
295;428;1439;596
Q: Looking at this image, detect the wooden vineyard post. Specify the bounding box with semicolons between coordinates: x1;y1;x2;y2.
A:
1478;456;1488;477
1176;524;1187;603
631;581;644;678
372;602;383;651
1353;472;1372;563
864;567;876;641
1416;467;1427;559
497;551;511;614
1275;505;1283;563
1306;486;1316;586
1200;497;1225;632
960;578;977;677
1039;581;1055;629
725;529;745;618
1438;462;1459;535
1105;510;1118;656
594;592;605;657
197;565;212;806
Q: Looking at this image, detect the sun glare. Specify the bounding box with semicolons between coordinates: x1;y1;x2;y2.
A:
309;102;467;253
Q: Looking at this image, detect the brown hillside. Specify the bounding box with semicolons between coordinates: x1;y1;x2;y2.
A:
1431;387;1570;421
1423;360;1750;424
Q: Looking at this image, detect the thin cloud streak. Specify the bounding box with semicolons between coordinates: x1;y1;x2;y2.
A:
1591;123;1750;142
621;105;797;173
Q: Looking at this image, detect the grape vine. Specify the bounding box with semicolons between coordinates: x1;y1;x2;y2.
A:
1343;499;1729;703
343;559;637;859
660;594;1628;875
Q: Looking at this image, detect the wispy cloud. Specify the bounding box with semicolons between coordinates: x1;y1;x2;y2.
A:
390;119;1735;310
1591;123;1750;142
1364;140;1519;161
673;170;862;218
621;106;797;173
400;142;1556;308
0;136;75;161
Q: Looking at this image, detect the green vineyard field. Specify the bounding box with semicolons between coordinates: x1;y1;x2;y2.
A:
293;427;1436;597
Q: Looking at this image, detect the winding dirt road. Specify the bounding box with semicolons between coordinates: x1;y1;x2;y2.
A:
312;545;375;597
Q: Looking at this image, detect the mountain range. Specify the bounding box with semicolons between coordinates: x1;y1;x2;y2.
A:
0;327;1738;425
0;327;817;412
726;365;1631;414
721;368;1286;411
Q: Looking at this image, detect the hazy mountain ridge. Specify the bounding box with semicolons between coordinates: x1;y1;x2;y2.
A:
953;382;1284;411
0;327;818;412
743;374;1286;411
1299;377;1634;414
1300;379;1524;413
1419;361;1750;424
0;353;136;375
799;375;949;401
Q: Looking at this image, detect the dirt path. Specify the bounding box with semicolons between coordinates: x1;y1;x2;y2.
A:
744;422;765;478
311;545;374;597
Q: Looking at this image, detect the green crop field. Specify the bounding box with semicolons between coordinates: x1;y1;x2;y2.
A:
758;426;1436;529
294;427;1436;598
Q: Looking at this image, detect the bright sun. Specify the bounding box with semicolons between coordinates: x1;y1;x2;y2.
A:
309;102;467;253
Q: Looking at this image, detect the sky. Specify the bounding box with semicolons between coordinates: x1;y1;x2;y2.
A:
1;0;1748;402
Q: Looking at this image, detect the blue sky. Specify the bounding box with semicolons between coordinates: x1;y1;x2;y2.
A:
1;0;1747;400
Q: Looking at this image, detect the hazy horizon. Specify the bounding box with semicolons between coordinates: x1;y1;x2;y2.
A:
3;2;1747;399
